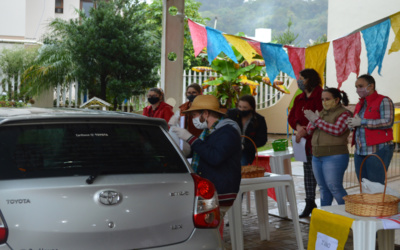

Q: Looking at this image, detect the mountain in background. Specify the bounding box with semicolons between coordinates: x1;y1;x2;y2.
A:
196;0;328;47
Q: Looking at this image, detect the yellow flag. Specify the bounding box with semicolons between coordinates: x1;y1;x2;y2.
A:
308;209;354;250
223;34;257;64
389;12;400;54
305;42;330;86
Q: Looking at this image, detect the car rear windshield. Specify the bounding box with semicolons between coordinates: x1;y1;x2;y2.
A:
0;122;188;180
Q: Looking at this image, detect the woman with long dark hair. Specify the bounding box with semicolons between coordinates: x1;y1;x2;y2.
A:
288;68;323;217
227;95;268;166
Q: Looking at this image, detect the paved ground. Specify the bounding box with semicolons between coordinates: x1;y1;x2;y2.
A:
221;158;400;249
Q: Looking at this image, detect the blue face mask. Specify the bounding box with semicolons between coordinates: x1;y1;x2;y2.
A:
297;79;306;91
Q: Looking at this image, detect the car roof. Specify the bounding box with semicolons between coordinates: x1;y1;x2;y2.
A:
0;107;168;129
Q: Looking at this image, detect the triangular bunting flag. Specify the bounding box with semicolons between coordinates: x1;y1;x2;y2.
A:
389;12;400;54
284;45;305;80
206;27;238;64
305;42;330;86
224;34;257;64
332;32;361;89
244;39;262;56
361;19;391;75
188;19;208;57
260;43;296;82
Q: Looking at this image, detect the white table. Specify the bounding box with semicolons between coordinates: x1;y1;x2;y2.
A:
227;174;304;250
258;147;294;217
320;205;398;250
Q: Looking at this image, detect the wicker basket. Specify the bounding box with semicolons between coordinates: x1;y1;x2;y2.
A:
343;154;400;217
241;135;265;178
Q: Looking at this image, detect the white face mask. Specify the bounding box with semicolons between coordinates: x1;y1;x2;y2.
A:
192;115;208;129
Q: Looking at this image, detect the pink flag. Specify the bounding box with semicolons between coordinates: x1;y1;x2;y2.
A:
332;32;361;89
188;19;207;57
284;46;305;80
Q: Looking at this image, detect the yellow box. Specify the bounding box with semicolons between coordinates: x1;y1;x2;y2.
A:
393;108;400;143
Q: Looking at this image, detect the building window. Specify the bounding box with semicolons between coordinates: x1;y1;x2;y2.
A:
81;0;95;17
55;0;63;13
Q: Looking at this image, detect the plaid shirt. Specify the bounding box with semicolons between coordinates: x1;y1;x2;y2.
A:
307;111;351;136
355;97;394;155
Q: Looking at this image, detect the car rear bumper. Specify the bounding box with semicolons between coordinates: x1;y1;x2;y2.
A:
0;228;223;250
149;228;224;250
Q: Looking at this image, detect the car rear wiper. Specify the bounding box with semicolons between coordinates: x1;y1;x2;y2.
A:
86;167;134;185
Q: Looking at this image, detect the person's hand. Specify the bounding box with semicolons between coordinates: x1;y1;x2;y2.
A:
168;114;179;126
348;114;361;129
171;127;193;141
295;125;307;143
304;109;319;123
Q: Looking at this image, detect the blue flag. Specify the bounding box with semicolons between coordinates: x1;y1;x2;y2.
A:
206;27;238;64
260;43;296;82
361;19;391;75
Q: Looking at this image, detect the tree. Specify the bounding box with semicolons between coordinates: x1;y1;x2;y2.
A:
0;46;38;102
145;0;210;70
272;18;299;46
24;0;160;109
23;39;76;99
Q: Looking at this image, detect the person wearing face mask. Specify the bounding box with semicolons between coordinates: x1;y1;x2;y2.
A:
168;83;203;137
227;95;268;166
142;88;174;123
168;84;203;156
347;74;395;185
288;68;323;217
303;88;351;206
170;95;242;232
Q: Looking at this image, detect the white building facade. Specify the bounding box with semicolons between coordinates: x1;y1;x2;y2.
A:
326;0;400;104
0;0;93;48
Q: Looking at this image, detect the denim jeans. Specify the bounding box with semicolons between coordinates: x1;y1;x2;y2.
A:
354;144;395;185
312;154;349;206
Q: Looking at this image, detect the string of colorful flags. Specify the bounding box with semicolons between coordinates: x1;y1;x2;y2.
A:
188;11;400;89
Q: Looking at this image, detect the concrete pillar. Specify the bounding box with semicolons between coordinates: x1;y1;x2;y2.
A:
161;0;185;111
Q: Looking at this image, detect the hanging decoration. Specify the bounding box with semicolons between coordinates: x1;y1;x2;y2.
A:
361;19;391;75
284;46;305;81
260;43;296;84
389;12;400;54
187;10;400;89
305;42;330;86
206;27;238;64
187;19;207;57
223;34;258;64
332;32;362;89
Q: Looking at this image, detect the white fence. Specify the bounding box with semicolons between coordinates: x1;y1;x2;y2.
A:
48;70;292;111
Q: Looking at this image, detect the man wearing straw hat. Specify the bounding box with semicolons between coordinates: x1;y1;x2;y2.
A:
171;95;242;224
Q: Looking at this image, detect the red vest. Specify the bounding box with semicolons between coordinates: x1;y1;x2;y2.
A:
352;91;393;146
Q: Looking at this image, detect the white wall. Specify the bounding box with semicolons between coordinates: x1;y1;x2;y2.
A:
0;0;25;37
326;0;400;104
25;0;80;42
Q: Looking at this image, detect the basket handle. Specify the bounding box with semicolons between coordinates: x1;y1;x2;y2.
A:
358;153;387;203
241;135;258;166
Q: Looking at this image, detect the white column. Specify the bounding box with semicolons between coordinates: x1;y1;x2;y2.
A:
161;0;185;111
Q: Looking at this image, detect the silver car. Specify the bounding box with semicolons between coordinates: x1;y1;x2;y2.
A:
0;108;222;250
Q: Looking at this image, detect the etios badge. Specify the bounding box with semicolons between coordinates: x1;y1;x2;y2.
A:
99;191;121;205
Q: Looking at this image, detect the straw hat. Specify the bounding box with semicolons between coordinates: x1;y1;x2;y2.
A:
182;95;226;115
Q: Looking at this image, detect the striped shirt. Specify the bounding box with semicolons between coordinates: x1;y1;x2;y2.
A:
355;97;394;155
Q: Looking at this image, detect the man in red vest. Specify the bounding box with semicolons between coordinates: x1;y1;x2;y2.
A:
347;74;394;184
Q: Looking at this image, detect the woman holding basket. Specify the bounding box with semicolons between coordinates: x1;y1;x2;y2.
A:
227;95;268;166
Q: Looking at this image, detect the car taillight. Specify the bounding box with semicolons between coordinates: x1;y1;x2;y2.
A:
191;174;220;228
0;212;8;244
